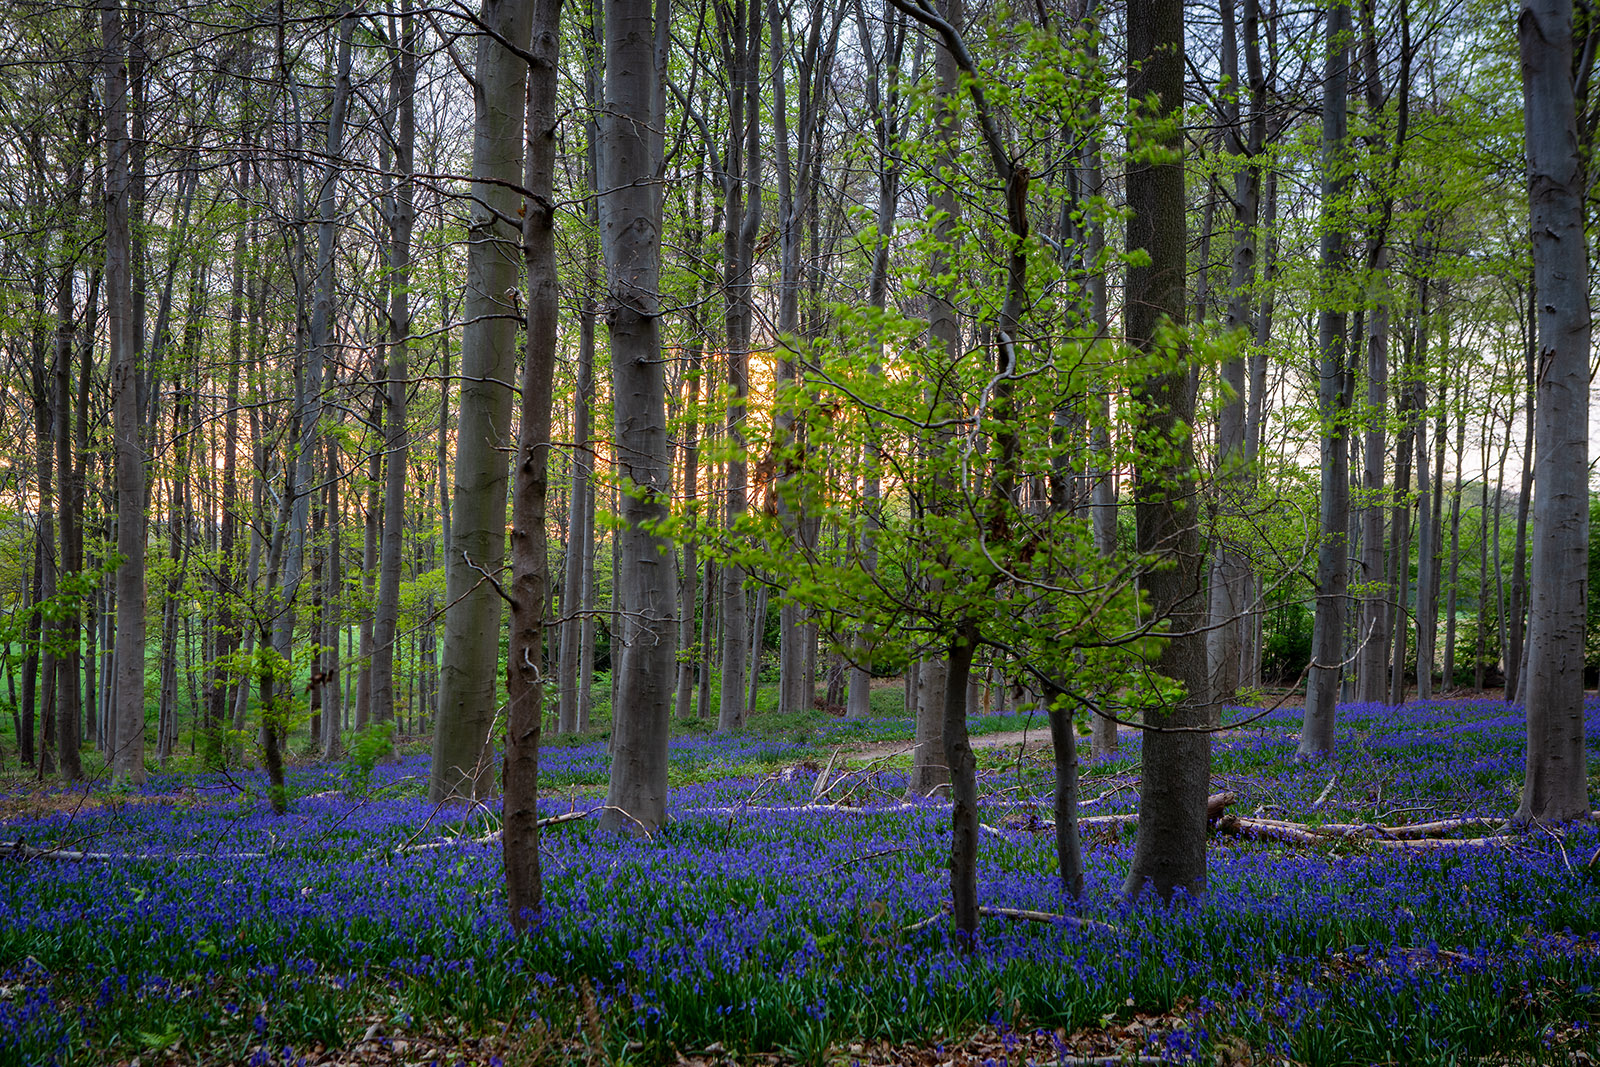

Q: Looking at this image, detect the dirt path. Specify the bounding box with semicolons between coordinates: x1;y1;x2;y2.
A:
846;725;1138;761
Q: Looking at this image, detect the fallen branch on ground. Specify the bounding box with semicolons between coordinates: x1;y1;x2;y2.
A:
388;808;592;854
2;840;270;862
901;903;1117;934
2;809;598;864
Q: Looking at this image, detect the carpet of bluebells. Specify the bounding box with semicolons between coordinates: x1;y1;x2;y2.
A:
3;698;1600;1066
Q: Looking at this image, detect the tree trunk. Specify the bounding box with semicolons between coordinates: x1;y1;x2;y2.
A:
31;256;58;778
1206;0;1264;712
675;178;708;724
746;585;768;717
1044;685;1083;898
322;448;343;758
905;0;961;790
599;0;676;835
559;65;599;735
1122;0;1211;904
373;12;417;744
1443;371;1465;689
1507;283;1535;704
1299;0;1352;756
943;621;979;941
103;0;146;785
356;384;382;731
907;657;949;796
718;0;763;733
54;254;83;782
1356;247;1390;704
1386;296;1425;706
506;0;560;927
1516;0;1592;823
431;0;532;800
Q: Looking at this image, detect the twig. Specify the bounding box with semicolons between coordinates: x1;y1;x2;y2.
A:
823;845;911;875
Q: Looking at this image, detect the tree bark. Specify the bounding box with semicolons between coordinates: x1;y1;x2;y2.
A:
943;622;979;941
1507;282;1536;704
1443;370;1465;688
1300;0;1353;756
103;0;146;785
506;0;561;928
599;0;676;834
717;0;763;733
373;9;417;742
431;0;532;800
1516;0;1592;823
1206;0;1264;711
905;0;961;792
1122;0;1211;903
1356;247;1390;705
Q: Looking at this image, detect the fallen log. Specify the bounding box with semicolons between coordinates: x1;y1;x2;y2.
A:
1373;834;1523;849
1214;816;1324;846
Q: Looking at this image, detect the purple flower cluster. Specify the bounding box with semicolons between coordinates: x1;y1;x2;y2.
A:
2;696;1597;1065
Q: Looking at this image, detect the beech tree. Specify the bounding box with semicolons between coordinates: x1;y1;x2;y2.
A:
103;0;145;786
599;0;676;834
1515;0;1591;824
431;0;532;802
1121;0;1211;902
1299;0;1352;757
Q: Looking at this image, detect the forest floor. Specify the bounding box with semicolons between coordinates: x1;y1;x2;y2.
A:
3;696;1600;1066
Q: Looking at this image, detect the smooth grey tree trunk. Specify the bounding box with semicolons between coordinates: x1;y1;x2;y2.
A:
907;657;948;796
54;230;83;782
356;385;382;730
1299;0;1352;756
674;177;708;724
559;10;600;737
1423;361;1449;694
372;13;416;741
718;0;763;733
430;0;532;800
1414;386;1436;700
904;0;959;792
746;585;768;716
1356;247;1390;705
558;291;596;734
103;0;146;786
1386;341;1418;706
1443;371;1466;688
1122;0;1211;904
1082;5;1118;760
1507;288;1535;704
599;0;676;834
1206;0;1264;712
322;443;343;758
1516;0;1592;824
